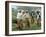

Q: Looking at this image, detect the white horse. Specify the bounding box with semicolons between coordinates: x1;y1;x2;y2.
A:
16;10;31;29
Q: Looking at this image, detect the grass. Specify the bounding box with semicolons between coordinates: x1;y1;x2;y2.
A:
12;23;41;31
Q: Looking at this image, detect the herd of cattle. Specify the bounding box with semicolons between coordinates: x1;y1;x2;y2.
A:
16;9;41;30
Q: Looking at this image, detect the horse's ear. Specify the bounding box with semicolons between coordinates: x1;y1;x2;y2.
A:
21;9;24;12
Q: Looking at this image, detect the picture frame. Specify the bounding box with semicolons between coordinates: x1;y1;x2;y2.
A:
5;1;45;36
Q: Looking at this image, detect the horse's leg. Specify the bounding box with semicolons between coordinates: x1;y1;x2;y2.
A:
16;20;21;30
